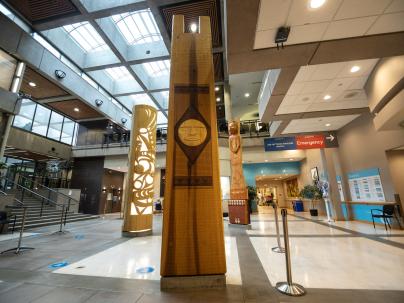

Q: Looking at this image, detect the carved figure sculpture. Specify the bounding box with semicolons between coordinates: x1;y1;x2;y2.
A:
229;121;248;200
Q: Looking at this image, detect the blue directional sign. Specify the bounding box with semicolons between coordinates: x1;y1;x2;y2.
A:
264;137;296;151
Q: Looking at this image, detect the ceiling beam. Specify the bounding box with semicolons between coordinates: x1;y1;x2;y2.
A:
70;0;167;117
34;1;149;31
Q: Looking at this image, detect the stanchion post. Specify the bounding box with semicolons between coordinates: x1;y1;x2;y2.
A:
59;204;65;233
1;206;34;255
271;202;285;253
275;208;305;296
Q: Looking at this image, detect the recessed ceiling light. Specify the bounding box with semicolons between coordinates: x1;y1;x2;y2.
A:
265;160;268;162
244;93;250;98
215;86;219;91
190;23;197;33
325;123;331;127
350;65;360;73
28;82;36;87
216;97;221;102
289;158;294;161
323;94;331;100
310;0;326;9
74;107;80;112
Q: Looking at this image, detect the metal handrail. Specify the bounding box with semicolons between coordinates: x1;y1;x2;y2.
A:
18;175;79;206
0;176;69;213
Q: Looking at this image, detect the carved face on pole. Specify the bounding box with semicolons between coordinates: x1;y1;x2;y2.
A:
228;121;239;135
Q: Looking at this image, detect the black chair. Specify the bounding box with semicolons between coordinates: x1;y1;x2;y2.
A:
371;205;400;230
0;211;16;234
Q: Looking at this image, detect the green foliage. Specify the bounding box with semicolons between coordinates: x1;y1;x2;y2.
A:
299;184;322;209
247;185;257;201
0;161;8;170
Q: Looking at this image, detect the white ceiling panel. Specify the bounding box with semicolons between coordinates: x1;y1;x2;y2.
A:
322;16;377;40
366;12;404;35
276;104;311;115
287;0;342;26
280;23;329;46
309;62;345;80
282;114;360;134
334;0;391;20
300;80;332;94
255;0;402;49
275;58;379;115
256;0;291;31
385;0;404;13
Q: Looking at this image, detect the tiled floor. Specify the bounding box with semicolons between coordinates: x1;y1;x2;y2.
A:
0;211;403;302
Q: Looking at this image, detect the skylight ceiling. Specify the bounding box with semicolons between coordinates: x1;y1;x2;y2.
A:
105;66;134;81
111;9;162;45
63;22;109;53
143;60;170;77
118;93;156;110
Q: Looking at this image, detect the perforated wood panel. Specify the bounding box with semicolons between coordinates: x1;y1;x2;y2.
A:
5;0;79;23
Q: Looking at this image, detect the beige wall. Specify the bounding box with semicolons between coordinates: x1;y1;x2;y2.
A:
386;150;404;210
337;112;404;202
366;55;404;112
298;149;323;188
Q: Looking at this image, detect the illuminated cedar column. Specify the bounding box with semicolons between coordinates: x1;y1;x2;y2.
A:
122;105;157;237
160;15;226;281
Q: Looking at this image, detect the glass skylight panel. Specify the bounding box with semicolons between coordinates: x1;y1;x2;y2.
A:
143;60;170;77
63;22;109;52
112;9;162;45
105;66;133;81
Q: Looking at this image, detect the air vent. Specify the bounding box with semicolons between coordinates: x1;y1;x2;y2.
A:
253;113;259;117
344;91;359;99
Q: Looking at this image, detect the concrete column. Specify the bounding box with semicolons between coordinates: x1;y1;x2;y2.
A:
224;81;232;121
320;148;345;220
0;62;25;159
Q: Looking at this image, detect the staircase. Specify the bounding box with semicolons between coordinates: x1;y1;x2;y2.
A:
9;195;99;231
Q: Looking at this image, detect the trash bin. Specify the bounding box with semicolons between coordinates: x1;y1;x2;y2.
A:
294;200;304;212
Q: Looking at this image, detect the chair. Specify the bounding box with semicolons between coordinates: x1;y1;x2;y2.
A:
0;211;16;234
371;205;400;230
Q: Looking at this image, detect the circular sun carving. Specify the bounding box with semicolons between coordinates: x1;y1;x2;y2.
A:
178;119;207;147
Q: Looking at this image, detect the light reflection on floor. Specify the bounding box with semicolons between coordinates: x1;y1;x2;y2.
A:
54;236;242;285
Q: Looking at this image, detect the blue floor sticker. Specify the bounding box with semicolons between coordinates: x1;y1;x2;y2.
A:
136;267;154;274
49;261;69;268
74;234;85;240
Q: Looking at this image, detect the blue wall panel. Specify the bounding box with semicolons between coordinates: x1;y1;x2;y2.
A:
243;162;301;186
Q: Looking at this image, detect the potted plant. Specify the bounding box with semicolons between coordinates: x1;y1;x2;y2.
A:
247;185;257;213
299;184;322;216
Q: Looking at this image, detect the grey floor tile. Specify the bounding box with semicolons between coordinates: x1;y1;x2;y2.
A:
30;286;96;303
84;290;142;303
0;283;55;303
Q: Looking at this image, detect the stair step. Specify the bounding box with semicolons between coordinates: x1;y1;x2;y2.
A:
9;215;99;230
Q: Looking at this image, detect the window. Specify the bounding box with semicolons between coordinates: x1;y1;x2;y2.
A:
47;111;64;141
63;22;109;53
13;99;36;130
60;117;75;145
157;111;167;125
142;60;170;77
112;9;162;45
105;66;133;81
32;104;51;136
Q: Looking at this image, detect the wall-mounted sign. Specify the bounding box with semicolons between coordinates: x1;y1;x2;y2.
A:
264;133;338;151
347;168;385;202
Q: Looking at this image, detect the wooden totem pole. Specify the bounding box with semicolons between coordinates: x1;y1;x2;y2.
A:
228;120;250;224
122;105;157;237
160;15;226;282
